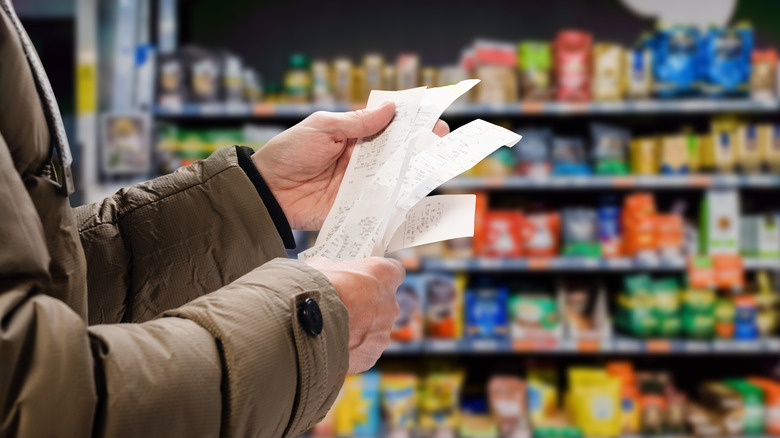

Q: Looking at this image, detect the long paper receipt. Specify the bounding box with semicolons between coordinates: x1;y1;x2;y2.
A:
300;79;521;261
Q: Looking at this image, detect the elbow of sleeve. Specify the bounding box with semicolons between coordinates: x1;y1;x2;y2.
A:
162;258;349;438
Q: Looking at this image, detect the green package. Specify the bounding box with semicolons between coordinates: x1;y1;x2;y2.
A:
682;289;716;314
681;311;715;339
624;274;653;296
518;41;552;100
653;277;681;317
509;294;559;334
656;316;681;337
723;379;764;435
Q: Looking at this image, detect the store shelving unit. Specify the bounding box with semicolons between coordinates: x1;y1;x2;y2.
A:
442;174;780;190
79;3;780;436
152;99;780;119
420;257;780;272
386;337;780;355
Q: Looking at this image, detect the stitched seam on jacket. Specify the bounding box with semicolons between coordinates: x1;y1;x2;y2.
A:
77;163;238;233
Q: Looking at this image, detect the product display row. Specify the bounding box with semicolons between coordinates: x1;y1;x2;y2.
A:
155;124;285;166
472;118;780;180
309;364;780;438
390;268;778;345
417;191;779;263
154;24;778;108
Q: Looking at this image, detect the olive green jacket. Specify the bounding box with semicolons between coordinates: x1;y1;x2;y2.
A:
0;2;348;437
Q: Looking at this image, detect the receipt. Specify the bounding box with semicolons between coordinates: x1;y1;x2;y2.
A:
301;80;522;261
301;87;426;260
386;194;476;253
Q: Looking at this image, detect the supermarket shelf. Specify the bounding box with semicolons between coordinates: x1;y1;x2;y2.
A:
152;99;780;119
420;257;780;272
384;337;780;355
442;175;780;190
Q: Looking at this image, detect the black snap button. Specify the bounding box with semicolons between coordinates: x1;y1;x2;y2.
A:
298;298;323;336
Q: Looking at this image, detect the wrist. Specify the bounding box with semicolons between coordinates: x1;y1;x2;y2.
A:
235;146;296;249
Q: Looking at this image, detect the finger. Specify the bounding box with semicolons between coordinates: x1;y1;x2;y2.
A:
433;119;449;137
366;257;406;288
326;101;396;139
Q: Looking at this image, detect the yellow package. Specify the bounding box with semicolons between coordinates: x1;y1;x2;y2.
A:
699;134;715;170
335;375;374;436
658;135;690;174
592;43;625;101
527;366;558;426
736;124;762;173
381;374;419;437
757;124;780;172
567;368;621;437
332;58;354;104
710;117;739;173
630;137;659;175
363;54;385;94
420;372;464;434
686;133;702;173
351;67;367;104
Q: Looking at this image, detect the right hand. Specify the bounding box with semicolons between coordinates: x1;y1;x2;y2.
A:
304;256;404;374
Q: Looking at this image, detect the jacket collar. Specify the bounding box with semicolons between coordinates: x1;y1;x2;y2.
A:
0;0;74;196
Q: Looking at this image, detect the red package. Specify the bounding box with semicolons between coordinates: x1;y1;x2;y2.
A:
522;212;560;257
655;214;684;252
480;211;525;258
554;30;592;101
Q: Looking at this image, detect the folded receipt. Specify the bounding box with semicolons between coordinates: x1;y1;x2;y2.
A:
300;79;522;261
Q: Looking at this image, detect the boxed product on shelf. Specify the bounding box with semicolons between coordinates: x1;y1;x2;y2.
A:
424;273;465;339
624;39;654;99
560;283;611;340
566;367;621;437
755;271;780;336
591;43;624;101
751;49;778;100
699;24;753;98
741;214;780;258
333;373;381;437
396;53;420;91
509;287;562;340
518;41;552;101
284;53;311;103
553;30;592;102
560;209;600;257
736;124;762;173
590;123;629;175
652;26;700;98
700;189;741;255
332;57;354;104
380;374;418;438
392;275;425;342
479;211;525;258
472;40;518;104
487;375;530;438
551;136;589;175
514;128;552;177
708;116;740;173
658;134;690;174
597;198;621;258
522;210;560;257
758;123;780;172
420;372;464;438
465;284;509;339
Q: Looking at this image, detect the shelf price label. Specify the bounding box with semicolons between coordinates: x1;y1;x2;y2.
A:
646;339;672;353
576;339;600;352
252;103;276;116
512;339;536;352
527;258;552;270
520;101;543;114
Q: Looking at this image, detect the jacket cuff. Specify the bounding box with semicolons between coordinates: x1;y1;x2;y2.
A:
235;145;296;249
162;258;349;438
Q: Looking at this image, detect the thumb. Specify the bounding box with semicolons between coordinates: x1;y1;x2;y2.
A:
328;101;396;139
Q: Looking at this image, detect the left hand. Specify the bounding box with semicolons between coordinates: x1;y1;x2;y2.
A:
251;103;450;230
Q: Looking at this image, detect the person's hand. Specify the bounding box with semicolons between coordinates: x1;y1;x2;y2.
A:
252;103;450;230
304;256;404;374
